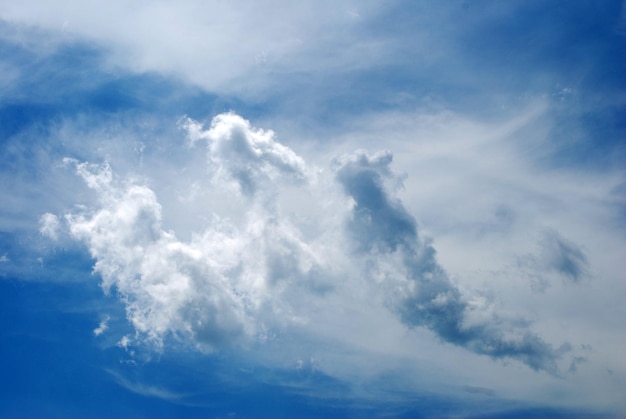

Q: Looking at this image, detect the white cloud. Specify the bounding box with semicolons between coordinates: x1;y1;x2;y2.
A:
59;115;330;352
39;212;60;240
118;335;131;349
65;165;252;350
93;316;110;336
180;112;308;197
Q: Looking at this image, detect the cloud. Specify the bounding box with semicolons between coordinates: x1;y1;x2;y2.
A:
64;160;253;350
180;112;308;197
105;368;190;403
46;113;574;377
58;117;325;351
0;0;386;98
540;230;589;282
39;212;60;240
518;230;590;291
333;149;565;373
93;315;110;336
2;1;624;414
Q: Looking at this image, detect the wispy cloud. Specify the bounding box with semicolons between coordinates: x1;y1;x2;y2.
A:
105;368;190;403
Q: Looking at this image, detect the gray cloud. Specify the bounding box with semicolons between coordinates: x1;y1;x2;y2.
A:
518;229;589;291
334;150;565;373
541;230;588;283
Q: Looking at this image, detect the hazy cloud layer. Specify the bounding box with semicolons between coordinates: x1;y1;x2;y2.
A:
0;0;385;97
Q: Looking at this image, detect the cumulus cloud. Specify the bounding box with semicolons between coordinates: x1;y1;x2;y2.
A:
64;162;253;350
50;113;569;374
58;116;325;351
180;112;308;197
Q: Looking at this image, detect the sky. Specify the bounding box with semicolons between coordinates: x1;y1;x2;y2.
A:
0;1;625;418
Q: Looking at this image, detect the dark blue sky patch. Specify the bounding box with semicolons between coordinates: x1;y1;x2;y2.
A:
0;278;148;418
453;0;626;168
454;1;625;90
0;103;57;139
0;231;99;286
545;101;626;171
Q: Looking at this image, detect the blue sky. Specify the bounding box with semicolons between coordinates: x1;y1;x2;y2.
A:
1;1;625;417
